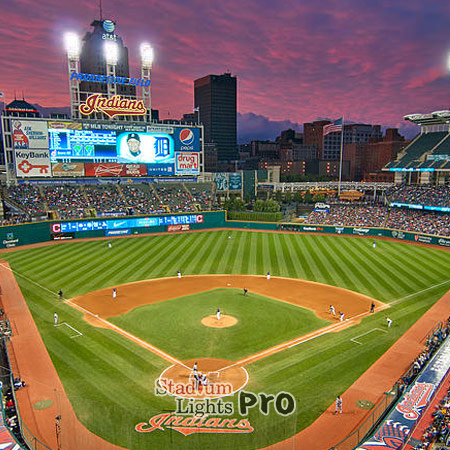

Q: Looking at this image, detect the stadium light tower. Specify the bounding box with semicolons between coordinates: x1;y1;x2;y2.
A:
104;41;118;106
64;32;81;119
140;43;153;119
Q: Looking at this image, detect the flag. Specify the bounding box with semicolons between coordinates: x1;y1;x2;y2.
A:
323;118;343;136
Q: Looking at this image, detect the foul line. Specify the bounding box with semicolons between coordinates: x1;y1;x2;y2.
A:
350;328;387;345
64;299;189;369
56;322;82;339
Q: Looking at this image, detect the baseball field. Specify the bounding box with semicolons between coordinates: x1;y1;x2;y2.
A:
2;229;450;450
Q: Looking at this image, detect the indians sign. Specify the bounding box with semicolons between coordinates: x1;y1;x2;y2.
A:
79;94;147;118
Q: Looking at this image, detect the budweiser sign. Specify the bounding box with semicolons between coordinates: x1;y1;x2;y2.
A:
79;94;147;118
135;413;254;436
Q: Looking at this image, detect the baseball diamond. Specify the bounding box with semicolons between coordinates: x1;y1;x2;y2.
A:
1;229;450;450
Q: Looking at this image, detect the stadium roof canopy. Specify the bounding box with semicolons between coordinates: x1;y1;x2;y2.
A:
404;110;450;126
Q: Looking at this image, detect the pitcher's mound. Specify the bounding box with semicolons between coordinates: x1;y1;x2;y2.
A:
202;315;238;328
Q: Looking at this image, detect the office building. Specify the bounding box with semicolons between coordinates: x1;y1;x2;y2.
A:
194;73;237;161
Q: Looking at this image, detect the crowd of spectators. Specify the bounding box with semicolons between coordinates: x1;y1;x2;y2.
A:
303;204;450;237
120;184;164;215
386;209;450;236
388;184;450;208
3;182;214;221
84;185;129;214
43;185;86;220
5;185;46;217
305;205;388;227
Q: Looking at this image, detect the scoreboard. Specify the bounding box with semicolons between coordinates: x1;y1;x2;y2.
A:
51;214;204;234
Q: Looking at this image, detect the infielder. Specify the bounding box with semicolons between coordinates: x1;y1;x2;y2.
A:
54;312;58;326
112;288;117;299
335;395;342;414
339;311;345;322
267;271;271;280
370;301;375;313
329;305;336;316
216;307;221;321
386;317;392;328
177;270;182;279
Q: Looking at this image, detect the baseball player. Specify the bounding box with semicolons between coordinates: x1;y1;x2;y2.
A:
329;305;336;316
108;242;112;249
112;288;117;299
58;289;63;300
372;241;377;249
216;307;221;321
177;270;182;279
335;395;342;414
243;288;248;296
192;362;198;374
54;312;58;326
370;301;375;313
386;317;392;328
267;271;271;280
339;311;345;322
228;234;231;240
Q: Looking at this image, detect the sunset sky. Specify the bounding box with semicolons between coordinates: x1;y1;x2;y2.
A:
2;0;450;141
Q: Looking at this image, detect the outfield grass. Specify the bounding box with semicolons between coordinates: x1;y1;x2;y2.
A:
3;230;450;450
109;288;330;360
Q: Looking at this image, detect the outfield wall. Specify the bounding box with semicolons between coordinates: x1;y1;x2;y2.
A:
1;212;450;250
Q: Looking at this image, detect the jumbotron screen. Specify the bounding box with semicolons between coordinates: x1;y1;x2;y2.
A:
48;128;174;164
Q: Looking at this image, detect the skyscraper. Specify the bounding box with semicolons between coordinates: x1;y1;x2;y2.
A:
194;73;237;161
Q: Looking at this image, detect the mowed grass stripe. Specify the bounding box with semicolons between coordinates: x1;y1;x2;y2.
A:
287;234;310;279
239;231;252;275
190;232;221;274
267;233;282;276
332;237;388;299
278;234;298;279
313;237;355;290
350;239;413;298
302;235;336;285
223;231;244;273
255;232;265;275
391;243;450;282
192;231;227;274
247;232;259;274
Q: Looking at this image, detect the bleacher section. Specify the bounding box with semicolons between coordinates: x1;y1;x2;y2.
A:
84;185;128;215
120;183;165;215
385;131;447;170
42;185;87;220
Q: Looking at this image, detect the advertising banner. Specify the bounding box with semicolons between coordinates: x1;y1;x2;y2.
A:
214;173;228;191
228;173;242;191
147;164;175;176
116;132;174;164
167;224;190;232
52;163;85;177
357;338;450;450
172;127;200;152
11;119;49;149
175;152;199;175
85;163;147;177
15;149;52;178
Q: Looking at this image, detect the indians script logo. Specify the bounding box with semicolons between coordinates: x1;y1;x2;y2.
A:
135;413;254;436
358;419;409;450
396;382;434;420
79;94;147;118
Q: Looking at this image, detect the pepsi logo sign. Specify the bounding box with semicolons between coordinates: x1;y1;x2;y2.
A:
179;128;194;145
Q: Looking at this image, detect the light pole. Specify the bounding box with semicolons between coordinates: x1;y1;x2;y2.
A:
64;32;81;119
140;43;154;121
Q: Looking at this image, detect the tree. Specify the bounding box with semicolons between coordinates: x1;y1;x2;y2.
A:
303;190;313;203
233;198;246;211
312;193;326;202
285;192;292;203
254;199;265;211
263;199;281;212
275;191;283;202
293;191;303;203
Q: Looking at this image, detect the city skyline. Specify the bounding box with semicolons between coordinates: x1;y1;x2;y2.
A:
2;0;450;140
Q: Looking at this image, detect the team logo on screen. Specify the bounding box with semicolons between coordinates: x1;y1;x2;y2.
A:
179;128;195;145
79;94;147;118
